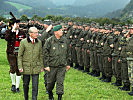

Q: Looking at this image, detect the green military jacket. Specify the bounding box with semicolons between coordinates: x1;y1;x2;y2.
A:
103;35;113;57
119;36;128;62
43;35;71;67
126;36;133;58
112;35;121;57
18;37;44;75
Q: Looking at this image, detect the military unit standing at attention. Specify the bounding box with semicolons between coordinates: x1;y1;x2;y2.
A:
3;13;133;99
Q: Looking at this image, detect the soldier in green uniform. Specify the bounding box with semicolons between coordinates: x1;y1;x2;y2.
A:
118;30;130;91
126;26;133;96
43;25;71;100
82;24;90;73
102;28;113;82
111;28;122;86
75;24;84;70
97;27;106;80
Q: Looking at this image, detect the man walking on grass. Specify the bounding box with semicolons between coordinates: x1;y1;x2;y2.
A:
43;25;71;100
18;27;44;100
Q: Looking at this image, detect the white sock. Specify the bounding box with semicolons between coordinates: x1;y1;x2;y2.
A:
16;75;21;89
10;73;15;85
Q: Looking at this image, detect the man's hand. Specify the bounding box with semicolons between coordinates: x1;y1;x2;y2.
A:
44;67;50;72
118;59;121;63
19;68;23;72
66;66;70;72
110;44;114;48
87;50;90;54
46;25;53;33
108;57;111;62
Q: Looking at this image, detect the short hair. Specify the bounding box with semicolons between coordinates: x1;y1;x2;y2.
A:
28;27;38;33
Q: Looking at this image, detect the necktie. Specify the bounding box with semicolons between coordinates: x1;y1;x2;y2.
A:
33;39;34;44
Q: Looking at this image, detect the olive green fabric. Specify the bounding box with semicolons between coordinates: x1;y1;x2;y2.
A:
18;38;44;75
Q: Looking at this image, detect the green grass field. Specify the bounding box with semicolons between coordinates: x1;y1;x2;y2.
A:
0;39;133;100
5;1;32;11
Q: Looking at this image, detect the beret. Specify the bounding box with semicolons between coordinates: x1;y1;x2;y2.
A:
52;25;62;31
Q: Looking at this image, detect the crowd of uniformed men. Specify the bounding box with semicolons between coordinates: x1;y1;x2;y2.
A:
2;18;133;96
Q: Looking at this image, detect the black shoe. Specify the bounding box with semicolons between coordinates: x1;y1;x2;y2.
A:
102;77;111;82
112;80;122;86
99;76;106;80
128;88;133;96
112;82;122;86
78;65;82;70
81;66;84;71
11;85;16;92
49;91;54;100
70;63;73;67
74;64;79;69
16;88;20;93
83;68;89;73
118;85;130;91
92;72;100;77
58;94;62;100
88;70;96;76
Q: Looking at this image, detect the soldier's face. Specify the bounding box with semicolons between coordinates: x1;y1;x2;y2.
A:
57;29;63;37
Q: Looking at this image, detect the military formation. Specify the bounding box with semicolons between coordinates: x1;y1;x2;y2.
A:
17;19;133;96
2;16;133;99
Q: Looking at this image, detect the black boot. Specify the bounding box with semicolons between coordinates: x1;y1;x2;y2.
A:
92;71;100;77
128;87;133;96
83;68;89;73
118;85;130;91
16;88;20;93
112;80;122;86
102;77;111;82
78;65;82;70
74;63;79;69
49;91;54;100
81;66;84;71
70;63;73;67
99;73;106;80
58;94;62;100
88;70;96;76
11;85;16;92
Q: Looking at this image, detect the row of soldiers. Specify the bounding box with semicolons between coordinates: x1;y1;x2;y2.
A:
19;19;133;96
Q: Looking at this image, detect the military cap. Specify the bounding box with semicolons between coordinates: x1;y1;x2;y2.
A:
52;25;62;31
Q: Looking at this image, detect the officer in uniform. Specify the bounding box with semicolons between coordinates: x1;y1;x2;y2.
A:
118;30;130;91
126;26;133;96
111;28;122;86
43;25;71;100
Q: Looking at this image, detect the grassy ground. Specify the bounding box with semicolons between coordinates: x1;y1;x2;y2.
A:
0;39;133;100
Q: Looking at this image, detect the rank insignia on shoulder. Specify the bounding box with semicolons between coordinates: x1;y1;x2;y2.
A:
53;47;56;50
